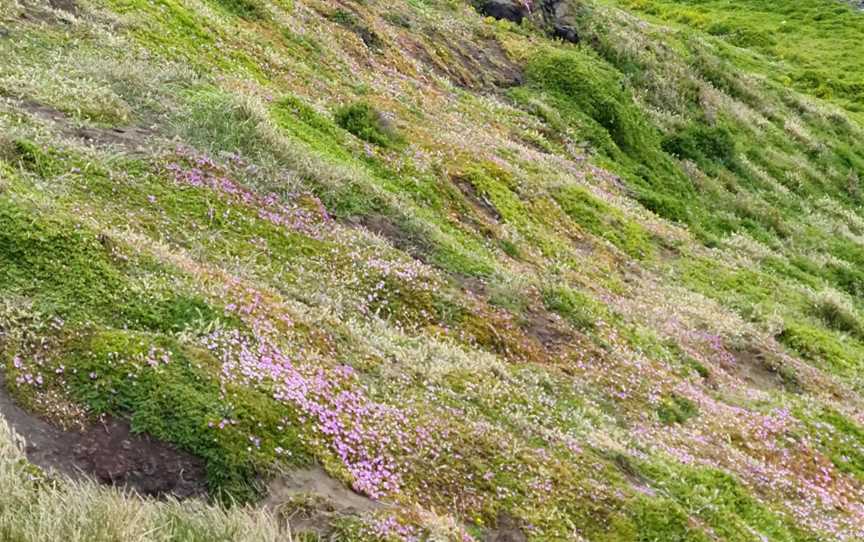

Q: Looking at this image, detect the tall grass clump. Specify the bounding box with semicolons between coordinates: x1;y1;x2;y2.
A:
0;416;283;542
812;288;863;337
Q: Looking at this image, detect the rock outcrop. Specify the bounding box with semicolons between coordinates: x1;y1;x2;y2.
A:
474;0;581;44
539;0;581;43
476;0;529;23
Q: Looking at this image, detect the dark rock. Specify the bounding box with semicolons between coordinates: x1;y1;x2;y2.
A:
484;513;528;542
0;27;8;39
48;0;78;14
538;0;586;43
478;0;529;23
552;24;579;43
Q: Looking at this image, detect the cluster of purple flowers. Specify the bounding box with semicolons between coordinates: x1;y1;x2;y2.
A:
204;318;420;498
165;149;329;239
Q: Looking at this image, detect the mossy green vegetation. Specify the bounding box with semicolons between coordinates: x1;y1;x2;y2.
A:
541;284;604;331
335;102;403;149
3;0;864;539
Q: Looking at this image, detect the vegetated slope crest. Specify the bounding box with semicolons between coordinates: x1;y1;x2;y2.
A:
2;0;864;540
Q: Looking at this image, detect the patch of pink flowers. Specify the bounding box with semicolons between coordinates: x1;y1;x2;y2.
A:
165;148;330;239
203;302;420;498
363;515;434;542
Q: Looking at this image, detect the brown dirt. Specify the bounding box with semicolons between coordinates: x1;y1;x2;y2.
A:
484;513;527;542
725;345;790;392
611;451;657;497
18;0;78;23
522;309;572;350
455;176;502;222
48;0;79;14
15;99;157;153
265;466;383;537
400;32;522;90
0;373;207;498
347;213;432;261
73;125;157;151
456;274;489;298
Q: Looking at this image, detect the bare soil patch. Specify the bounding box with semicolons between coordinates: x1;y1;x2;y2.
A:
456;274;489;298
522;309;572;349
725;345;796;393
400;32;522;89
18;0;78;23
0;372;207;498
15;99;157;153
484;513;527;542
347;213;432;261
265;466;383;537
48;0;79;14
455;176;502;222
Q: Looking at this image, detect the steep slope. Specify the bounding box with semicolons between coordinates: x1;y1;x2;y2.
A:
3;0;864;540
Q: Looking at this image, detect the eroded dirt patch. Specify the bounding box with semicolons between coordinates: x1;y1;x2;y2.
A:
0;373;207;498
17;0;78;23
72;125;156;151
13;99;157;152
48;0;79;14
347;213;432;261
400;32;522;89
456;274;489;298
455;176;502;222
484;513;527;542
725;344;797;393
522;309;573;350
265;466;383;537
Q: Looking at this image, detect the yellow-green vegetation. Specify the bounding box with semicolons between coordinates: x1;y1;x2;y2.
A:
3;0;864;539
0;418;282;542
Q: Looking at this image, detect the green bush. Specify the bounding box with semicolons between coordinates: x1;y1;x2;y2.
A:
335;102;402;148
207;0;266;19
542;284;602;330
656;394;699;425
517;48;696;225
662;124;737;168
524;48;656;155
554;185;655;258
812;289;863;337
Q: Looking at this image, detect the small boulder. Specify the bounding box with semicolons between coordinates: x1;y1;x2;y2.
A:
540;0;583;43
552;24;579;43
477;0;529;23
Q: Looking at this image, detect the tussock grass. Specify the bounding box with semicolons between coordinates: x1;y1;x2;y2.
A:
0;416;285;542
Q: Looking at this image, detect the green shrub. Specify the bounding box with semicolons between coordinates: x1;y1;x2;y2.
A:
812;289;863;337
656;394;699;425
207;0;266;19
777;320;862;374
517;48;696;225
554;184;655;258
335;102;402;148
542;284;602;330
523;48;656;155
662;124;737;168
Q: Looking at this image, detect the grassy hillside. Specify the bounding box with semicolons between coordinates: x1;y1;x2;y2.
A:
3;0;864;539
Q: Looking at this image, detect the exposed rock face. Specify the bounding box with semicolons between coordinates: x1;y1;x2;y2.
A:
551;23;579;43
476;0;529;23
474;0;581;44
540;0;581;43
